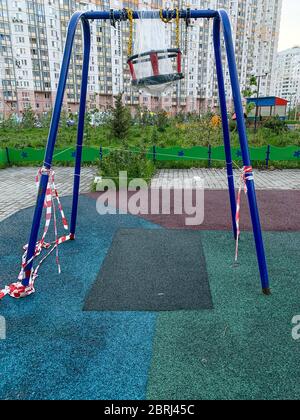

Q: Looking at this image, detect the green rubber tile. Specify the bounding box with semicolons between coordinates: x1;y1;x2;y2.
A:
147;231;300;400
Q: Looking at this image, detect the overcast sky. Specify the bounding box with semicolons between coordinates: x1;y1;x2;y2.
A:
279;0;300;51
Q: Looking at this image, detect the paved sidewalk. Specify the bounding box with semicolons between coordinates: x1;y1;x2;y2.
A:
0;167;97;222
151;169;300;190
0;167;299;222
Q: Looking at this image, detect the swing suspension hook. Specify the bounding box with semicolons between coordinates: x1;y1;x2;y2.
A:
159;8;173;24
185;7;192;27
109;9;131;58
159;8;181;50
109;8;116;28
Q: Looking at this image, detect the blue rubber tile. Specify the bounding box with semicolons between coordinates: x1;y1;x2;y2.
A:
0;195;158;400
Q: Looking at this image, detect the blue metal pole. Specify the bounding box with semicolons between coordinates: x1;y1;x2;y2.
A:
5;147;10;166
208;144;212;168
266;145;271;169
153;145;156;163
213;17;237;240
22;12;88;286
218;10;270;294
70;18;91;239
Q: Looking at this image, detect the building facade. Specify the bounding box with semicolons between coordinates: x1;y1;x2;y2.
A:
0;0;282;118
274;47;300;113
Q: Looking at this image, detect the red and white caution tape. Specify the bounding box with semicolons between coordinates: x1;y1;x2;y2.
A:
235;166;254;262
0;167;70;300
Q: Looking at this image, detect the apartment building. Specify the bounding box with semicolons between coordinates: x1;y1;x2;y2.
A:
274;47;300;112
196;0;282;112
0;0;282;118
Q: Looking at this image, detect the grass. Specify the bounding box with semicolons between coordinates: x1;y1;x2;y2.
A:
155;160;300;170
0;121;299;169
1;122;300;149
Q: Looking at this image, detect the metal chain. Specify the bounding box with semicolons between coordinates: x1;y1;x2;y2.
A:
175;8;180;49
126;8;134;57
117;20;122;57
185;7;191;55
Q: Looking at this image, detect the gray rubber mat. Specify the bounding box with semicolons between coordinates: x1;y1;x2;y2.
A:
84;229;213;312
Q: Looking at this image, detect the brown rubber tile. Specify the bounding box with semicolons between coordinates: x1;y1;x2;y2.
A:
87;190;300;232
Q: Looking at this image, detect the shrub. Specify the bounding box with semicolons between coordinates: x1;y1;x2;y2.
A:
99;147;155;188
262;117;288;135
151;128;159;145
39;111;52;128
21;106;36;129
229;120;237;132
156;110;169;132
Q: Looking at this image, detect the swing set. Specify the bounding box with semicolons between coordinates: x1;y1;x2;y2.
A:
0;8;271;300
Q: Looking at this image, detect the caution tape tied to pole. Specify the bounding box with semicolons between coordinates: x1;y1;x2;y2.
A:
235;166;254;262
0;168;70;300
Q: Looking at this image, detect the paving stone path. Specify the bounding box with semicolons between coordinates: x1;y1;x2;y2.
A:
0;167;299;222
151;169;300;190
0;167;96;222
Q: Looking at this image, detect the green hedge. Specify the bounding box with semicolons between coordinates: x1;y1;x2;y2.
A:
0;145;299;166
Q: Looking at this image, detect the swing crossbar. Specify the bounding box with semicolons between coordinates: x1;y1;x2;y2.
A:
83;9;219;21
21;8;271;297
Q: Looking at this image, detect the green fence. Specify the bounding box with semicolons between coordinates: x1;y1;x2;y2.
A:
0;147;101;165
152;146;299;162
0;145;299;166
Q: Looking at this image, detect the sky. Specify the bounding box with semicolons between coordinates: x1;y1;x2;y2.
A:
278;0;300;51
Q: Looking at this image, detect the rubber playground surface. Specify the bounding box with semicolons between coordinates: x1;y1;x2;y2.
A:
0;191;300;400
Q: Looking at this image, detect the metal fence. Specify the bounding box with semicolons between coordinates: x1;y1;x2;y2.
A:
0;145;299;167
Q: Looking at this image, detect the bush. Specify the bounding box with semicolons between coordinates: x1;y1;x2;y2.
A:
156;110;169;132
0;115;19;130
151;128;159;145
262;117;288;135
229;120;237;132
99;147;155;188
39;111;52;128
21;106;36;129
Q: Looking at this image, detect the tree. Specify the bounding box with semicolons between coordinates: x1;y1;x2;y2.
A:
21;106;36;128
109;94;131;141
40;110;53;128
288;106;299;121
242;76;258;117
242;76;258;98
141;107;152;126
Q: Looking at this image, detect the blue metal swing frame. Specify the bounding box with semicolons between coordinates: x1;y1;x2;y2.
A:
23;9;271;295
